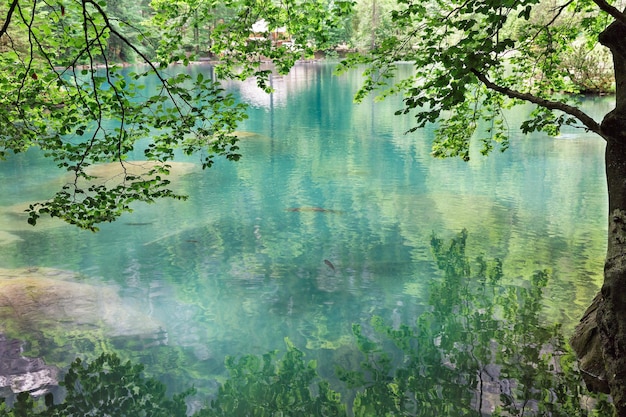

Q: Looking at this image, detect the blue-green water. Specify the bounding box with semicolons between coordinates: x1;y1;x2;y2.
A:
0;62;612;406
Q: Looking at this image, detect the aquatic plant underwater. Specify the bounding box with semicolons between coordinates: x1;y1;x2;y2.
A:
0;231;612;416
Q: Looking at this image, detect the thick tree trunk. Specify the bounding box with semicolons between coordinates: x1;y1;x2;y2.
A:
573;118;626;417
600;19;626;416
599;144;626;415
572;19;626;417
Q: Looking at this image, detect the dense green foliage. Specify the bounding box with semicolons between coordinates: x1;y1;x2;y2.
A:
0;353;192;417
0;0;613;228
339;0;611;160
0;345;345;417
0;232;610;416
0;0;351;230
1;1;242;229
209;338;346;416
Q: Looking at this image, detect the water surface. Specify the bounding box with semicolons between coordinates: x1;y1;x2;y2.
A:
0;62;610;405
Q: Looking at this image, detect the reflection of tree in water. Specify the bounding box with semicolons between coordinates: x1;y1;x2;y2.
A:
339;229;612;416
2;231;612;416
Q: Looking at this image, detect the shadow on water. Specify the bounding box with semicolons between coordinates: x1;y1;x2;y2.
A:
0;230;612;416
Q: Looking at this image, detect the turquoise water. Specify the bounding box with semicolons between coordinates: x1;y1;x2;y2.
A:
0;63;611;404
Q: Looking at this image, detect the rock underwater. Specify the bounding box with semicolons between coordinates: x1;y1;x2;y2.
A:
0;161;200;236
0;333;60;400
0;267;167;347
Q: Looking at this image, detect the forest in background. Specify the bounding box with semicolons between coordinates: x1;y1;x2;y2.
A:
0;0;613;95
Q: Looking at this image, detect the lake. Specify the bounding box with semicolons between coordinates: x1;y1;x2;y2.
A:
0;62;613;413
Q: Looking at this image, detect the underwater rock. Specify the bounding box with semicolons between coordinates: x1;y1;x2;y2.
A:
0;161;198;233
82;161;198;185
0;267;166;341
231;131;263;138
0;333;59;398
0;231;22;246
0;203;66;232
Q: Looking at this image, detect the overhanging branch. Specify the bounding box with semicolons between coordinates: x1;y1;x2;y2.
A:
592;0;626;26
84;0;192;115
0;0;19;39
471;69;606;140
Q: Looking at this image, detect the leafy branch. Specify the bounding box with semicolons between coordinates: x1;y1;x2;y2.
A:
471;68;605;138
0;1;247;230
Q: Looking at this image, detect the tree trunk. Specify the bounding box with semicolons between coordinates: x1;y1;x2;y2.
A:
599;144;626;416
573;19;626;417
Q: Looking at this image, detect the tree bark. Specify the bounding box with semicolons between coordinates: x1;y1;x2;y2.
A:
573;18;626;416
598;196;626;416
601;19;626;416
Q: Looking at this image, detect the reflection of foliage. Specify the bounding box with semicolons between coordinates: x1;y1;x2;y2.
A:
2;342;345;417
338;230;611;416
61;354;191;417
1;353;191;417
1;231;611;416
208;338;345;416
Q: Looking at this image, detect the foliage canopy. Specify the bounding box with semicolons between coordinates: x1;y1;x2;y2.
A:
0;0;351;230
0;0;614;227
339;0;610;160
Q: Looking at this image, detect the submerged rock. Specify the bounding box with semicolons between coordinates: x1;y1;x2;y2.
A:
0;204;66;232
82;161;198;185
0;334;59;398
0;267;166;343
0;161;199;233
0;231;22;246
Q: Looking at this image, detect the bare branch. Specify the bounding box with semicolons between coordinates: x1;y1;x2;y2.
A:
84;0;195;116
471;68;606;140
545;0;575;28
15;1;37;106
0;0;19;39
